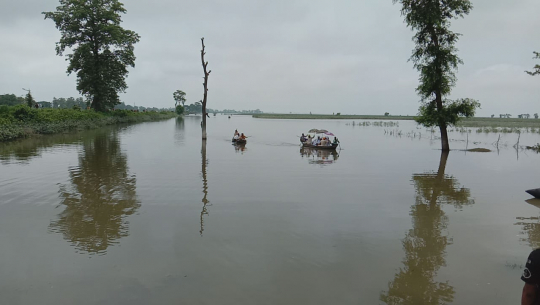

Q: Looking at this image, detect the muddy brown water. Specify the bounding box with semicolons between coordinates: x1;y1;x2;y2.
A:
1;115;540;304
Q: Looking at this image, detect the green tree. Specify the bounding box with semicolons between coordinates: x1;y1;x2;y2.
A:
526;52;540;76
43;0;140;112
175;105;184;115
25;91;35;107
393;0;479;151
0;94;23;106
173;90;186;107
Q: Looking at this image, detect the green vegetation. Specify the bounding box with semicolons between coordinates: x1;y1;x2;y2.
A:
0;105;175;142
527;52;540;76
173;90;186;107
0;94;25;106
43;0;140;111
175;105;184;115
394;0;479;151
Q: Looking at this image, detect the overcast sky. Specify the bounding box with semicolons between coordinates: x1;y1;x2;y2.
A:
0;0;538;116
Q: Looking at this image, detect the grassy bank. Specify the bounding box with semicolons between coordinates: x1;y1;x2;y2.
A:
0;105;177;142
252;113;540;128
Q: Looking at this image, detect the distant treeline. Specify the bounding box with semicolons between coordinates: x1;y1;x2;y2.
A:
179;101;263;114
0;94;174;112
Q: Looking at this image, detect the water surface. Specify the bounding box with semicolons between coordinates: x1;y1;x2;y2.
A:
1;115;539;304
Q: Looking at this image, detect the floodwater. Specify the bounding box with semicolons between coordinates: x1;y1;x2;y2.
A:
1;115;540;304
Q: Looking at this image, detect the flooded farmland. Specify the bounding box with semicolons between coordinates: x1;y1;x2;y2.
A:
1;115;539;304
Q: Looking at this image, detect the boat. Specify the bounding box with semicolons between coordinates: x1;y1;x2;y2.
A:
302;143;338;150
300;128;339;150
232;138;246;144
526;188;540;199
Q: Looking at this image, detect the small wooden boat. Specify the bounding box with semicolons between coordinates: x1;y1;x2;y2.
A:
232;138;246;144
302;143;338;150
526;188;540;199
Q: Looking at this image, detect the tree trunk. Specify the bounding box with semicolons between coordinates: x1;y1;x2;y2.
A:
200;38;211;140
436;91;450;151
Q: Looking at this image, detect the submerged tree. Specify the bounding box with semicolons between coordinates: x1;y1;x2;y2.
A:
526;52;540;76
43;0;140;112
393;0;480;151
200;37;211;139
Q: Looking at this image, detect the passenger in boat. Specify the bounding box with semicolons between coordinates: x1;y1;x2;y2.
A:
306;136;312;145
314;136;321;146
234;129;239;136
233;134;239;140
321;137;328;146
333;137;339;144
240;133;246;140
300;133;307;143
521;249;540;305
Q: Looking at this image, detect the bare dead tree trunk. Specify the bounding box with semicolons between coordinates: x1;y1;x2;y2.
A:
200;37;211;140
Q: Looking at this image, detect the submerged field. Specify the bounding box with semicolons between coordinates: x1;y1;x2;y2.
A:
253;113;540;128
0;116;538;305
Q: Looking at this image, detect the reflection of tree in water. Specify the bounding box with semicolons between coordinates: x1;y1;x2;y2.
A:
516;200;540;249
200;139;210;235
381;152;474;305
49;131;140;254
299;147;339;165
175;117;185;144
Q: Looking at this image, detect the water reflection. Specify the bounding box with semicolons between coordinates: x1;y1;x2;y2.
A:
299;147;339;165
381;152;474;305
48;130;140;255
175;117;185;145
0;127;130;164
516;199;540;249
200;139;211;235
233;142;247;154
0;133;80;164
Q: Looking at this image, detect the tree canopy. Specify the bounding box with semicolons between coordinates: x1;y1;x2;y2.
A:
526;52;540;76
0;94;24;106
43;0;140;112
173;90;186;107
393;0;479;151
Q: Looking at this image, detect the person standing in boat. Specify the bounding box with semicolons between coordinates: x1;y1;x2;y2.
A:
300;133;307;143
521;249;540;305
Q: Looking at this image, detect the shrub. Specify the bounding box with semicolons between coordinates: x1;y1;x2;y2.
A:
176;105;184;115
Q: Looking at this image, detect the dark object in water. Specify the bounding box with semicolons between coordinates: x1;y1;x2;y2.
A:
526;188;540;199
232;138;246;144
301;143;338;150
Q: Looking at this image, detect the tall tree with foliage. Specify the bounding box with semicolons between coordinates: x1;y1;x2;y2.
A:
43;0;140;112
394;0;480;151
173;90;186;107
526;52;540;76
25;91;36;107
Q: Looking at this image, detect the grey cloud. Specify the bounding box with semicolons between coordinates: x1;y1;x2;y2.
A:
0;0;539;116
